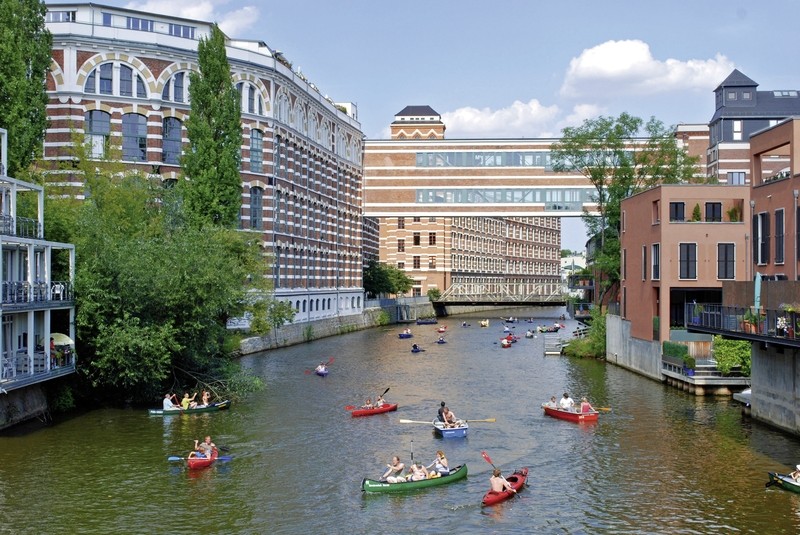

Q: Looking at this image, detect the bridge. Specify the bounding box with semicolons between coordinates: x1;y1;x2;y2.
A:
434;281;567;306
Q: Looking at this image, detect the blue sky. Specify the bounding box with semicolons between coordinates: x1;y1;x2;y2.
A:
96;0;800;249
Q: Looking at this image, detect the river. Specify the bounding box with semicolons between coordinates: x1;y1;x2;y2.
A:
1;312;799;534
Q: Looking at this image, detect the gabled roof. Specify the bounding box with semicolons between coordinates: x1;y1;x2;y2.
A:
395;105;440;117
710;91;800;123
714;69;758;91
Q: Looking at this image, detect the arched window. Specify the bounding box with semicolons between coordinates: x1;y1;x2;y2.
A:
162;117;182;164
250;186;263;230
295;107;307;135
122;113;147;161
236;82;265;115
120;65;147;98
308;115;318;142
276;92;290;123
85;110;110;158
250;129;263;173
85;63;113;94
162;72;187;103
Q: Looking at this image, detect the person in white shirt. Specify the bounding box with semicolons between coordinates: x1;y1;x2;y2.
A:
559;392;575;411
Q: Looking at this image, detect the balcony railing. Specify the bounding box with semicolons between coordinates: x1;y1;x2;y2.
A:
1;280;73;306
1;349;76;392
0;214;42;239
686;303;800;348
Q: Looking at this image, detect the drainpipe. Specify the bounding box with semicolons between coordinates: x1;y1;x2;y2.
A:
795;189;799;281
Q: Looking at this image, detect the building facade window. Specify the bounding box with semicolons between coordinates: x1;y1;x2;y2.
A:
717;243;735;279
250;129;263;173
679;243;697;279
413;232;420;246
119;65;147;97
727;172;745;185
651;243;660;280
168;23;195;39
641;245;647;280
397;239;405;252
705;202;722;222
85;110;111;158
669;202;685;222
250;186;263;229
775;208;785;264
46;11;76;22
162;72;186;102
122;113;147;161
755;212;770;265
413;256;420;269
428;256;436;269
397;217;405;229
428;232;436;245
162;117;182;164
127;16;154;31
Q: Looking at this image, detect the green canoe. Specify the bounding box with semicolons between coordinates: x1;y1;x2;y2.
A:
361;464;467;493
767;472;800;493
148;400;231;416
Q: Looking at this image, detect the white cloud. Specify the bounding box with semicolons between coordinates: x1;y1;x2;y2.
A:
559;40;734;99
124;1;261;36
442;99;561;138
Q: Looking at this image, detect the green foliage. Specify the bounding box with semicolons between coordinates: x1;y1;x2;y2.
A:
683;356;696;369
73;170;271;402
376;310;391;326
427;288;442;301
303;325;314;342
691;203;702;221
662;341;689;359
713;335;751;376
363;260;414;297
47;384;75;413
551;114;699;305
181;24;242;229
562;306;606;358
727;206;740;222
0;0;52;175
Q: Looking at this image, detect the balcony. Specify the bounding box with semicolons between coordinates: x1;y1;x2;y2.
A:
1;280;73;310
685;303;800;349
1;349;76;392
567;274;594;290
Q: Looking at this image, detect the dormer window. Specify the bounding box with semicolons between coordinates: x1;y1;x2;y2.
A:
727;91;737;101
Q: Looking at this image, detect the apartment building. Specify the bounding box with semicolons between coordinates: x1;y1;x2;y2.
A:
43;2;365;322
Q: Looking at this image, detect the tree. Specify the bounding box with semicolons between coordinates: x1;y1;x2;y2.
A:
181;24;242;228
0;0;52;175
72;169;271;402
363;260;414;297
551;113;699;305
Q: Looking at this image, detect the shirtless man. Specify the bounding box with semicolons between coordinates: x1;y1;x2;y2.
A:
489;468;517;493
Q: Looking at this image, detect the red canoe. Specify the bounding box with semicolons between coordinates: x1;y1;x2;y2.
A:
542;404;599;423
481;467;528;506
186;448;218;470
351;403;398;417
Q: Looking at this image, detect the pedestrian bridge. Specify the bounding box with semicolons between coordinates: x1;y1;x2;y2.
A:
434;281;567;306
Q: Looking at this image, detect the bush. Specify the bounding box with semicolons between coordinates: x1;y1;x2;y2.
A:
377;310;390;326
712;335;751;376
663;341;689;359
427;288;442;301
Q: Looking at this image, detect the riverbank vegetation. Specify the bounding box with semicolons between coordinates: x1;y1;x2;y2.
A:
562;307;606;358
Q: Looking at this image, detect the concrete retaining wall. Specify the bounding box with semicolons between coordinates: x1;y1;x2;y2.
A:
0;385;48;430
750;344;800;435
605;314;663;381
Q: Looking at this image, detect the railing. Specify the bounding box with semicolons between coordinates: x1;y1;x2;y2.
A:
686;303;800;347
0;280;72;305
0;214;42;239
1;348;76;391
437;281;565;303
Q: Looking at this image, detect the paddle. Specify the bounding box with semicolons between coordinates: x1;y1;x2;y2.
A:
481;451;519;498
465;418;496;423
168;455;232;462
399;419;433;424
596;407;612;412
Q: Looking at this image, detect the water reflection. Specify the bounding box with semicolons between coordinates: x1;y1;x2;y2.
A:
0;312;799;533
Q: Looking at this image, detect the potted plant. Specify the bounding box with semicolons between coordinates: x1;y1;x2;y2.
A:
726;206;741;222
691;203;702;222
683;355;696;376
742;309;760;333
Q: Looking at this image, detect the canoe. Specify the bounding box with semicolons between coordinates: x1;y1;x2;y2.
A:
361;464;468;493
148;400;231;416
436;339;447;344
481;467;528;506
398;333;413;339
351;403;398;418
433;419;468;438
542;404;599;423
187;448;218;470
315;368;329;377
436;327;447;333
767;472;800;493
411;348;423;353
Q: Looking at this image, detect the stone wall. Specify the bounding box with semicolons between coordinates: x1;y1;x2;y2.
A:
0;385;48;430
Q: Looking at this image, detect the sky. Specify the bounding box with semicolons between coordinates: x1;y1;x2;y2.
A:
94;0;800;251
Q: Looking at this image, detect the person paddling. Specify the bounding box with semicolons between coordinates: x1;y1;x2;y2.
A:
489;468;517;494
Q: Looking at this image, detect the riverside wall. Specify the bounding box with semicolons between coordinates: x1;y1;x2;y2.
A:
0;385;48;430
239;302;561;355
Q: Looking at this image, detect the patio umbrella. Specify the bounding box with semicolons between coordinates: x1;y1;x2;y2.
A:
754;272;762;312
50;333;74;345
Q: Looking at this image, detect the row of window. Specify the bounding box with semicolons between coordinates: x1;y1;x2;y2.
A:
667;201;724;222
753;209;794;266
624;243;736;281
416;151;555;169
416;188;590;205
